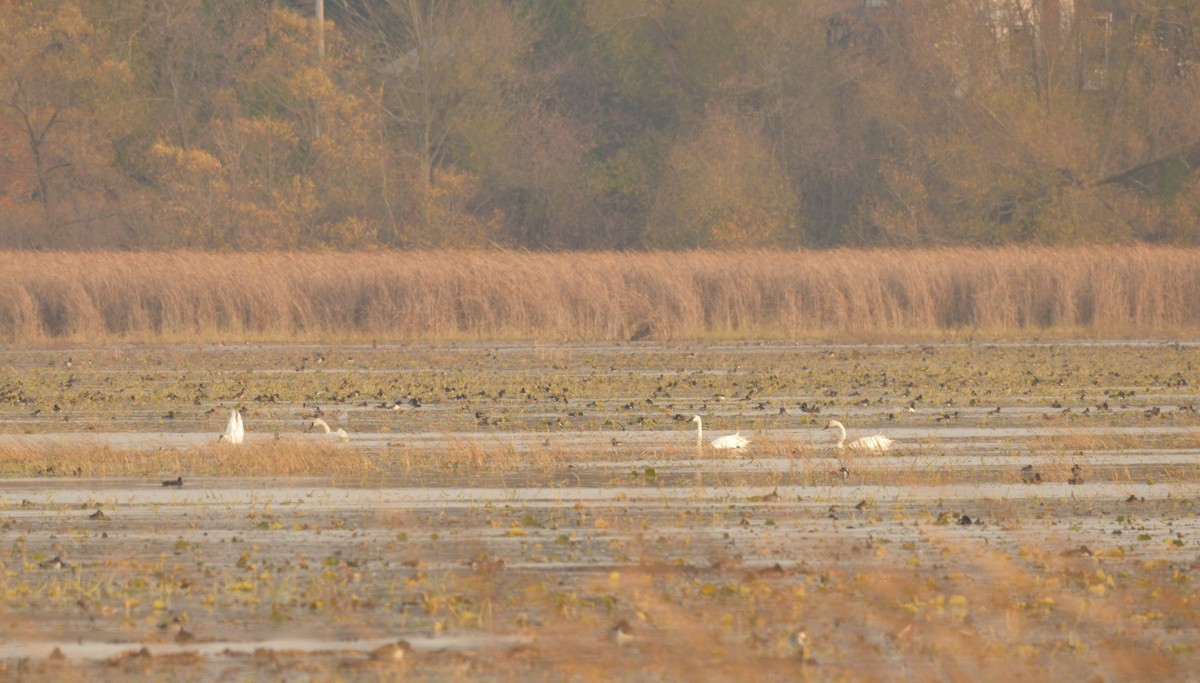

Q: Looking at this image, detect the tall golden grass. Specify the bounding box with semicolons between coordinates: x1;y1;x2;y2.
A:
2;246;1198;342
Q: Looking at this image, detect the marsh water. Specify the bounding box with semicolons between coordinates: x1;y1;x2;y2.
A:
2;341;1200;681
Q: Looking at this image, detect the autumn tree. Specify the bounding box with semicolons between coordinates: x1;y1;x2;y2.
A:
724;1;862;245
2;0;1199;250
344;0;534;247
815;0;1112;244
0;1;132;247
105;0;268;152
1089;0;1200;241
563;0;750;247
145;6;386;249
644;110;796;248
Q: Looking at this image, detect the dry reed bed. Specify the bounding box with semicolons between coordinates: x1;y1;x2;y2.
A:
2;247;1199;342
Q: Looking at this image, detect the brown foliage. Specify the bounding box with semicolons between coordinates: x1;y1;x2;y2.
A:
2;247;1199;343
645;111;798;248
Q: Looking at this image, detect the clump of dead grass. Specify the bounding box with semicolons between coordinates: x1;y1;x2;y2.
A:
0;439;592;479
394;440;569;474
0;442;385;478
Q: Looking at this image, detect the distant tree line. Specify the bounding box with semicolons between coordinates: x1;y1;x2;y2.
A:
1;0;1198;250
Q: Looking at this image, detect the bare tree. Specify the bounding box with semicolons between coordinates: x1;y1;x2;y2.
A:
0;2;132;245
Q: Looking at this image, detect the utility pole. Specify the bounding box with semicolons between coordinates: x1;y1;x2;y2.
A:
315;0;324;139
316;0;325;61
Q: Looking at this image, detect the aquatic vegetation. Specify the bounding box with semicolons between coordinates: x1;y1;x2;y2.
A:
0;341;1199;680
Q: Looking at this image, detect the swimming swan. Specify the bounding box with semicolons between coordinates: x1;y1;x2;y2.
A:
307;417;349;442
218;409;244;445
824;419;892;453
692;414;750;450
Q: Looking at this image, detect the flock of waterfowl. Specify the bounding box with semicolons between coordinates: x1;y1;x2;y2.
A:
200;403;1106;494
214;409;349;445
208;405;1100;494
206;398;1098;496
688;414;895;453
214;407;892;454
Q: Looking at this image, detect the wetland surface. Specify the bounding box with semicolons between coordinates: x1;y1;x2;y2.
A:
2;341;1200;681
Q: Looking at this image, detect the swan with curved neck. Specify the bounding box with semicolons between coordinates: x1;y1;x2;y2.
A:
824;419;892;453
308;417;349;442
692;414;749;450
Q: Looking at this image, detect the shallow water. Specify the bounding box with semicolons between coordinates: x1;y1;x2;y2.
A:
3;421;1198;455
4;341;1200;681
0;633;534;662
2;479;1196;508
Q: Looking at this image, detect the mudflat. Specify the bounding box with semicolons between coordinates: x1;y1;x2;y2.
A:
2;341;1199;681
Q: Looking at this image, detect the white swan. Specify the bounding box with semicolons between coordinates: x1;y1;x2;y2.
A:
824;419;892;453
692;415;749;450
307;417;349;442
218;409;244;445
